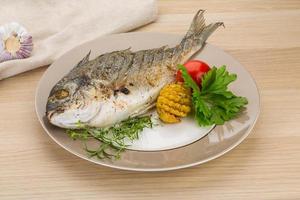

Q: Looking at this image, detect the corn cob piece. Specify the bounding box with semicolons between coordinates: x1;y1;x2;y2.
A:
156;83;192;123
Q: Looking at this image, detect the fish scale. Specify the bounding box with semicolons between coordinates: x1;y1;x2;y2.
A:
46;10;223;128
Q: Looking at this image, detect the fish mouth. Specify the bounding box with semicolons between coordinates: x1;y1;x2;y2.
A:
46;109;64;126
46;100;61;113
46;102;67;126
45;110;65;128
46;103;65;121
46;110;78;129
46;101;103;129
46;110;56;120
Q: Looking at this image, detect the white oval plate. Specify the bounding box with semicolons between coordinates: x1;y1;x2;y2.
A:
36;32;260;171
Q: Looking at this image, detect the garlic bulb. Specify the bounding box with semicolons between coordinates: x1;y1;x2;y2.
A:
0;22;33;63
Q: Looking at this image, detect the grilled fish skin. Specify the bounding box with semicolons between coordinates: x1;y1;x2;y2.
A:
46;10;223;128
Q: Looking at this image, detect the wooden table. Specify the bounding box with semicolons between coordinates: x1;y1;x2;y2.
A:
1;0;300;199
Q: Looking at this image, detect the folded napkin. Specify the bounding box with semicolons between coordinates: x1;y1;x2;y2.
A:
0;0;157;80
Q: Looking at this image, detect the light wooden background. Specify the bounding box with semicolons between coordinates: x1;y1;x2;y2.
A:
1;0;300;199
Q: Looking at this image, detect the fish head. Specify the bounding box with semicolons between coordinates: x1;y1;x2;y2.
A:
46;76;102;128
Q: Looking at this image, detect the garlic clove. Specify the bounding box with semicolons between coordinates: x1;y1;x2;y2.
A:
0;22;33;63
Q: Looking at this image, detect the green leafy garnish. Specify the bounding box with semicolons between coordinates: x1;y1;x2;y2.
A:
178;64;248;126
66;116;153;160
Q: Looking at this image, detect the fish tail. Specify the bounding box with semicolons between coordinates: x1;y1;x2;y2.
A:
174;10;224;63
186;9;224;45
185;9;207;38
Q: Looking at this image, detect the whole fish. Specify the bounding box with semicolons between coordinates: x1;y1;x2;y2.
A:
46;10;223;128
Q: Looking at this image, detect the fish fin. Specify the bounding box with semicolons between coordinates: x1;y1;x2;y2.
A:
76;50;91;68
185;9;206;38
185;9;224;40
173;10;224;64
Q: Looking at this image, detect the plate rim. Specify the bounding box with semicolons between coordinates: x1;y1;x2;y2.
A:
35;32;260;172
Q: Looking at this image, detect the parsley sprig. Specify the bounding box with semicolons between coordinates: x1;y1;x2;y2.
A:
66;116;153;160
178;64;248;126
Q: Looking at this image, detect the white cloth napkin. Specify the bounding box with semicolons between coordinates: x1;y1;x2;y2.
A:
0;0;157;80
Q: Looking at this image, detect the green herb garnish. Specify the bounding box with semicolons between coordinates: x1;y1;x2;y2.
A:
178;64;248;126
66;116;153;160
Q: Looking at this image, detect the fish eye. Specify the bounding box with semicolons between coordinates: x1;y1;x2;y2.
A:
55;89;69;99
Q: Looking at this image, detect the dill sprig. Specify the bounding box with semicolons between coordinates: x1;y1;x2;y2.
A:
66;116;153;160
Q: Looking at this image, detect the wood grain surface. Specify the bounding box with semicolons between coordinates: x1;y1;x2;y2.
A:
1;0;300;199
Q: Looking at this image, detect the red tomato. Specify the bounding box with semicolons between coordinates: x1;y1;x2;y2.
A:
176;60;211;85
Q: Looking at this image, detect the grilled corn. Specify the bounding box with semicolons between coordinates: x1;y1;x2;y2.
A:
156;83;192;123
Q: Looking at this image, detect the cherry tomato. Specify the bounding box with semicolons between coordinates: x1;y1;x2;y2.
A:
176;60;210;85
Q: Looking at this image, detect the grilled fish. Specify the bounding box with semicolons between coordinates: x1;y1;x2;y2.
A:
46;10;223;128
